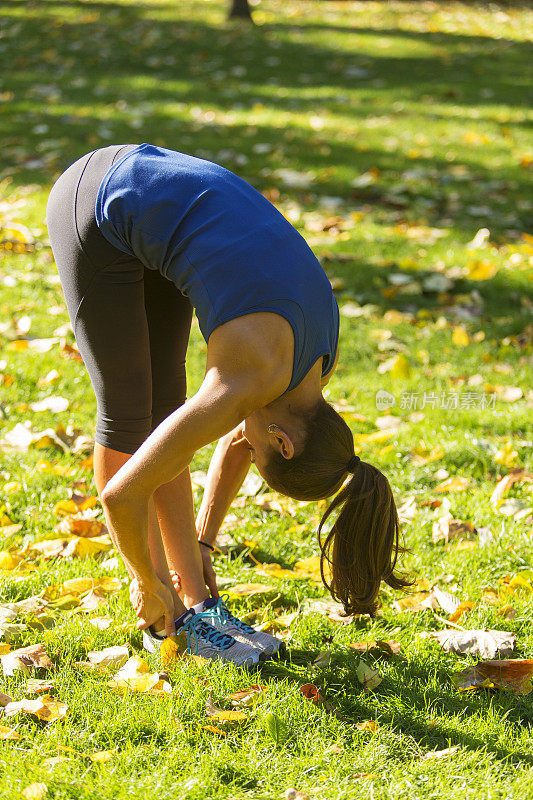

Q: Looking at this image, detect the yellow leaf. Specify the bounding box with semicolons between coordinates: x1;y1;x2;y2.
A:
201;725;227;736
355;429;394;444
452;326;469;347
465;260;498;280
208;710;248;723
0;552;23;570
0;724;19;740
89;748;118;763
61;534;113;559
494;442;519;468
434;476;471;493
59;576;121;596
356;720;378;733
377;354;411;378
22;784;48;800
160;633;187;667
5;696;67;723
225;583;276;599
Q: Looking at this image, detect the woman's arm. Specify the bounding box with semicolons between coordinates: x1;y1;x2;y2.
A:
196;423;252;547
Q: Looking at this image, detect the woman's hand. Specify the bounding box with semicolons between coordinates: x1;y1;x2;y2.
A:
200;546;219;599
129;576;176;637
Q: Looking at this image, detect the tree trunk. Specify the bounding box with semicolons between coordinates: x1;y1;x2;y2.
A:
228;0;253;21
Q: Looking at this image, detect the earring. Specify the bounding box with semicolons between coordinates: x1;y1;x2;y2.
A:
267;424;277;434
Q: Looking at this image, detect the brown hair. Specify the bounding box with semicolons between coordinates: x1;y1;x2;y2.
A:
260;399;411;615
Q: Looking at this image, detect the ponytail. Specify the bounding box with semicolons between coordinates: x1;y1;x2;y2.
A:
259;399;411;614
318;460;411;616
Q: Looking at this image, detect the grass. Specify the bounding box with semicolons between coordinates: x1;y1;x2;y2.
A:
1;0;533;797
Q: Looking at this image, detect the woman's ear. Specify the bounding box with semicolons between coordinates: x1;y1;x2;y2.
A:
267;424;295;460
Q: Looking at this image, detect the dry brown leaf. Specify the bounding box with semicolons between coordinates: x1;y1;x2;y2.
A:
349;640;401;658
427;629;515;659
452;659;533;695
0;692;13;707
55;514;107;538
490;469;533;507
432;516;476;544
87;645;129;669
5;695;67;722
449;601;476;623
228;685;266;707
2;643;52;676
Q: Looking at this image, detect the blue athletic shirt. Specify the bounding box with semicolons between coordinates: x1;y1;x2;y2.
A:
95;143;339;394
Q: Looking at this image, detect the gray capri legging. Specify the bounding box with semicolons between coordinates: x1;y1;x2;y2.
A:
46;144;193;455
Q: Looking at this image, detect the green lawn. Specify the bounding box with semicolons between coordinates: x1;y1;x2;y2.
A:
1;1;533;798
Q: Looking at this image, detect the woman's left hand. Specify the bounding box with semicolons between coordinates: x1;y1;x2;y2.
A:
129;575;176;636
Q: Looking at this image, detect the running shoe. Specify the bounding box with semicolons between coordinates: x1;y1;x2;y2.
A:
142;608;261;669
198;596;284;658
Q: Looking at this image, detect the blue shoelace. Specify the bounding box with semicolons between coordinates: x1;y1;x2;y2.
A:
179;611;235;654
203;595;257;636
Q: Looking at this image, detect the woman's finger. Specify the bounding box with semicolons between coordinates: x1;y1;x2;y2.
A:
164;612;176;638
208;570;219;599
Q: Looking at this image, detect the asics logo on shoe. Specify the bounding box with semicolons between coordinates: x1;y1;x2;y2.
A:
194;620;235;650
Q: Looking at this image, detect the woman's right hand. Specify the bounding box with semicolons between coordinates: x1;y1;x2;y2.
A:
200;546;219;599
129;575;176;637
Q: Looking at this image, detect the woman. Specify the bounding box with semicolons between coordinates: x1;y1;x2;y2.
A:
46;143;408;668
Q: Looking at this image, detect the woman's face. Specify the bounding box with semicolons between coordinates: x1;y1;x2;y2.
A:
242;414;272;472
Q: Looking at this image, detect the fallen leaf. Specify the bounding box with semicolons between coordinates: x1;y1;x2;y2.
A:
349;640;401;658
434;477;471;493
422;746;459;760
228;685;266;707
160;633;187;666
89;748;118;763
432;516;476;544
22;784;48;800
452;659;533;695
29;396;69;413
108;656;171;696
449;601;476;623
263;712;287;745
490;469;533;507
88;616;113;630
355;661;382;691
201;724;227;736
224;583;276;599
0;724;20;740
2;643;52;676
26;679;55;696
356;719;378;733
5;695;67;722
427;629;515;659
55;514;107;538
87;645;129;669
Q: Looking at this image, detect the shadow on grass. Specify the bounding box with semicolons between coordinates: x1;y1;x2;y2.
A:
1;0;531;323
260;645;533;766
